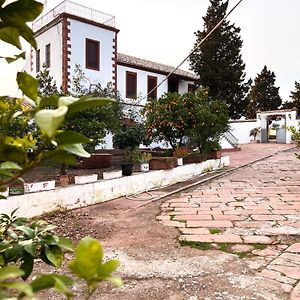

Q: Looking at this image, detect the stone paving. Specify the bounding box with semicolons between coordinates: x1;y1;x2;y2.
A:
157;144;300;299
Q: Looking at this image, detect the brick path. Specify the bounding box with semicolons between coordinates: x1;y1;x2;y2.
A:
157;144;300;299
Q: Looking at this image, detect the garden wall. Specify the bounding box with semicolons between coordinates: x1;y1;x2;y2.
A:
0;157;229;218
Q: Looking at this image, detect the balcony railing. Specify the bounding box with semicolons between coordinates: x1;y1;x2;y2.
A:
33;0;116;32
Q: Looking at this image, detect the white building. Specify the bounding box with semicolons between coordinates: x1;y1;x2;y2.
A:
30;0;197;104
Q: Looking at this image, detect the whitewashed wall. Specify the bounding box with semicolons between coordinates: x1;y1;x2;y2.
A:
69;19;115;89
117;65;168;106
178;80;194;94
33;23;63;88
220;119;259;148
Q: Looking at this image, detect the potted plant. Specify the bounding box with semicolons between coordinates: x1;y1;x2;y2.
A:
59;163;70;187
249;127;261;142
140;152;152;172
202;140;222;159
121;147;141;176
173;147;188;166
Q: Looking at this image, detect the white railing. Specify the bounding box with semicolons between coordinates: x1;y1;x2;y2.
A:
33;0;116;32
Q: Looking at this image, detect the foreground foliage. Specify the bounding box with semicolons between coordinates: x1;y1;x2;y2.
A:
0;0;121;298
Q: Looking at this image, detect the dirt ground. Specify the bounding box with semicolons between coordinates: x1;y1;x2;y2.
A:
39;195;288;300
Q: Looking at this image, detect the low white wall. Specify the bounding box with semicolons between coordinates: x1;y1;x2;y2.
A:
1;157;229;218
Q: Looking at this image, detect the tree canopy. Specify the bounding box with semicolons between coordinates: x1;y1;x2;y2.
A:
246;65;282;119
189;0;249;119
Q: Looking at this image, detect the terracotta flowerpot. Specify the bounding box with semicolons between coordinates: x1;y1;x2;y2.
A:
183;153;207;164
149;157;177;170
210;150;222;159
59;175;69;187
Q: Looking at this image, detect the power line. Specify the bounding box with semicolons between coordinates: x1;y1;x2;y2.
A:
145;0;245;101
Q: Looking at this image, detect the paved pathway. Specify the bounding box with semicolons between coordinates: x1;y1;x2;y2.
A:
157;144;300;299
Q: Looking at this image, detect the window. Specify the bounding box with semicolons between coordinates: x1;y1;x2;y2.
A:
126;71;137;99
36;49;40;73
86;39;100;70
168;79;179;93
45;44;50;68
147;76;157;99
188;83;195;93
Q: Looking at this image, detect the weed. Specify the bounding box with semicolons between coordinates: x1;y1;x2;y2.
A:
179;240;212;250
169;215;175;220
218;243;231;253
253;243;268;250
209;228;222;234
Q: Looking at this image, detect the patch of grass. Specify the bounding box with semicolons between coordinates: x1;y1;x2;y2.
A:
179;240;212;250
235;252;254;259
203;166;213;173
218;243;231;253
253;243;268;250
209;228;222;234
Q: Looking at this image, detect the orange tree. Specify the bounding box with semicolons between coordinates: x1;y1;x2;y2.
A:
143;92;191;149
186;88;229;152
144;88;229;151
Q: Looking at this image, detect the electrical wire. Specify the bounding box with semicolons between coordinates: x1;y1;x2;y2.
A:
144;0;245;101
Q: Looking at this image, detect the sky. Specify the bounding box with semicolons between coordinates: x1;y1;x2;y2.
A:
0;0;300;101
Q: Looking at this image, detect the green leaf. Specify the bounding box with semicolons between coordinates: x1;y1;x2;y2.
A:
16;72;38;100
23;241;37;256
0;27;21;49
0;266;24;281
35;106;68;138
68;237;103;281
51;151;77;166
58;96;79;106
15;226;35;238
5;51;26;63
30;274;74;293
98;259;120;278
0;161;22;170
67;97;114;115
0;281;33;296
56;131;91;146
18;24;37;49
0;195;7;200
58;237;74;252
61;143;91;158
39;235;58;246
38;95;59;109
53;276;74;298
106;276;123;287
0;0;43;24
45;245;63;267
20;254;33;280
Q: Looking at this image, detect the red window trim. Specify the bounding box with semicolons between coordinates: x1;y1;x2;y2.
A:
147;75;157;99
36;49;40;73
85;38;100;71
45;44;50;68
126;71;137;99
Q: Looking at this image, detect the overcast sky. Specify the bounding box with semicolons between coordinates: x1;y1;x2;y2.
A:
0;0;299;101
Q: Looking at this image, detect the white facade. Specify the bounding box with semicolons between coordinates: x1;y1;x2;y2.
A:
30;0;197;97
33;23;63;88
117;65;168;105
69;19;115;88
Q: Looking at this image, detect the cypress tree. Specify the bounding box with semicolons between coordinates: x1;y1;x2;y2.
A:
283;81;300;114
246;65;282;119
189;0;249;119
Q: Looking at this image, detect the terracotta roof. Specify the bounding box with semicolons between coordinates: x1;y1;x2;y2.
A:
117;53;199;81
